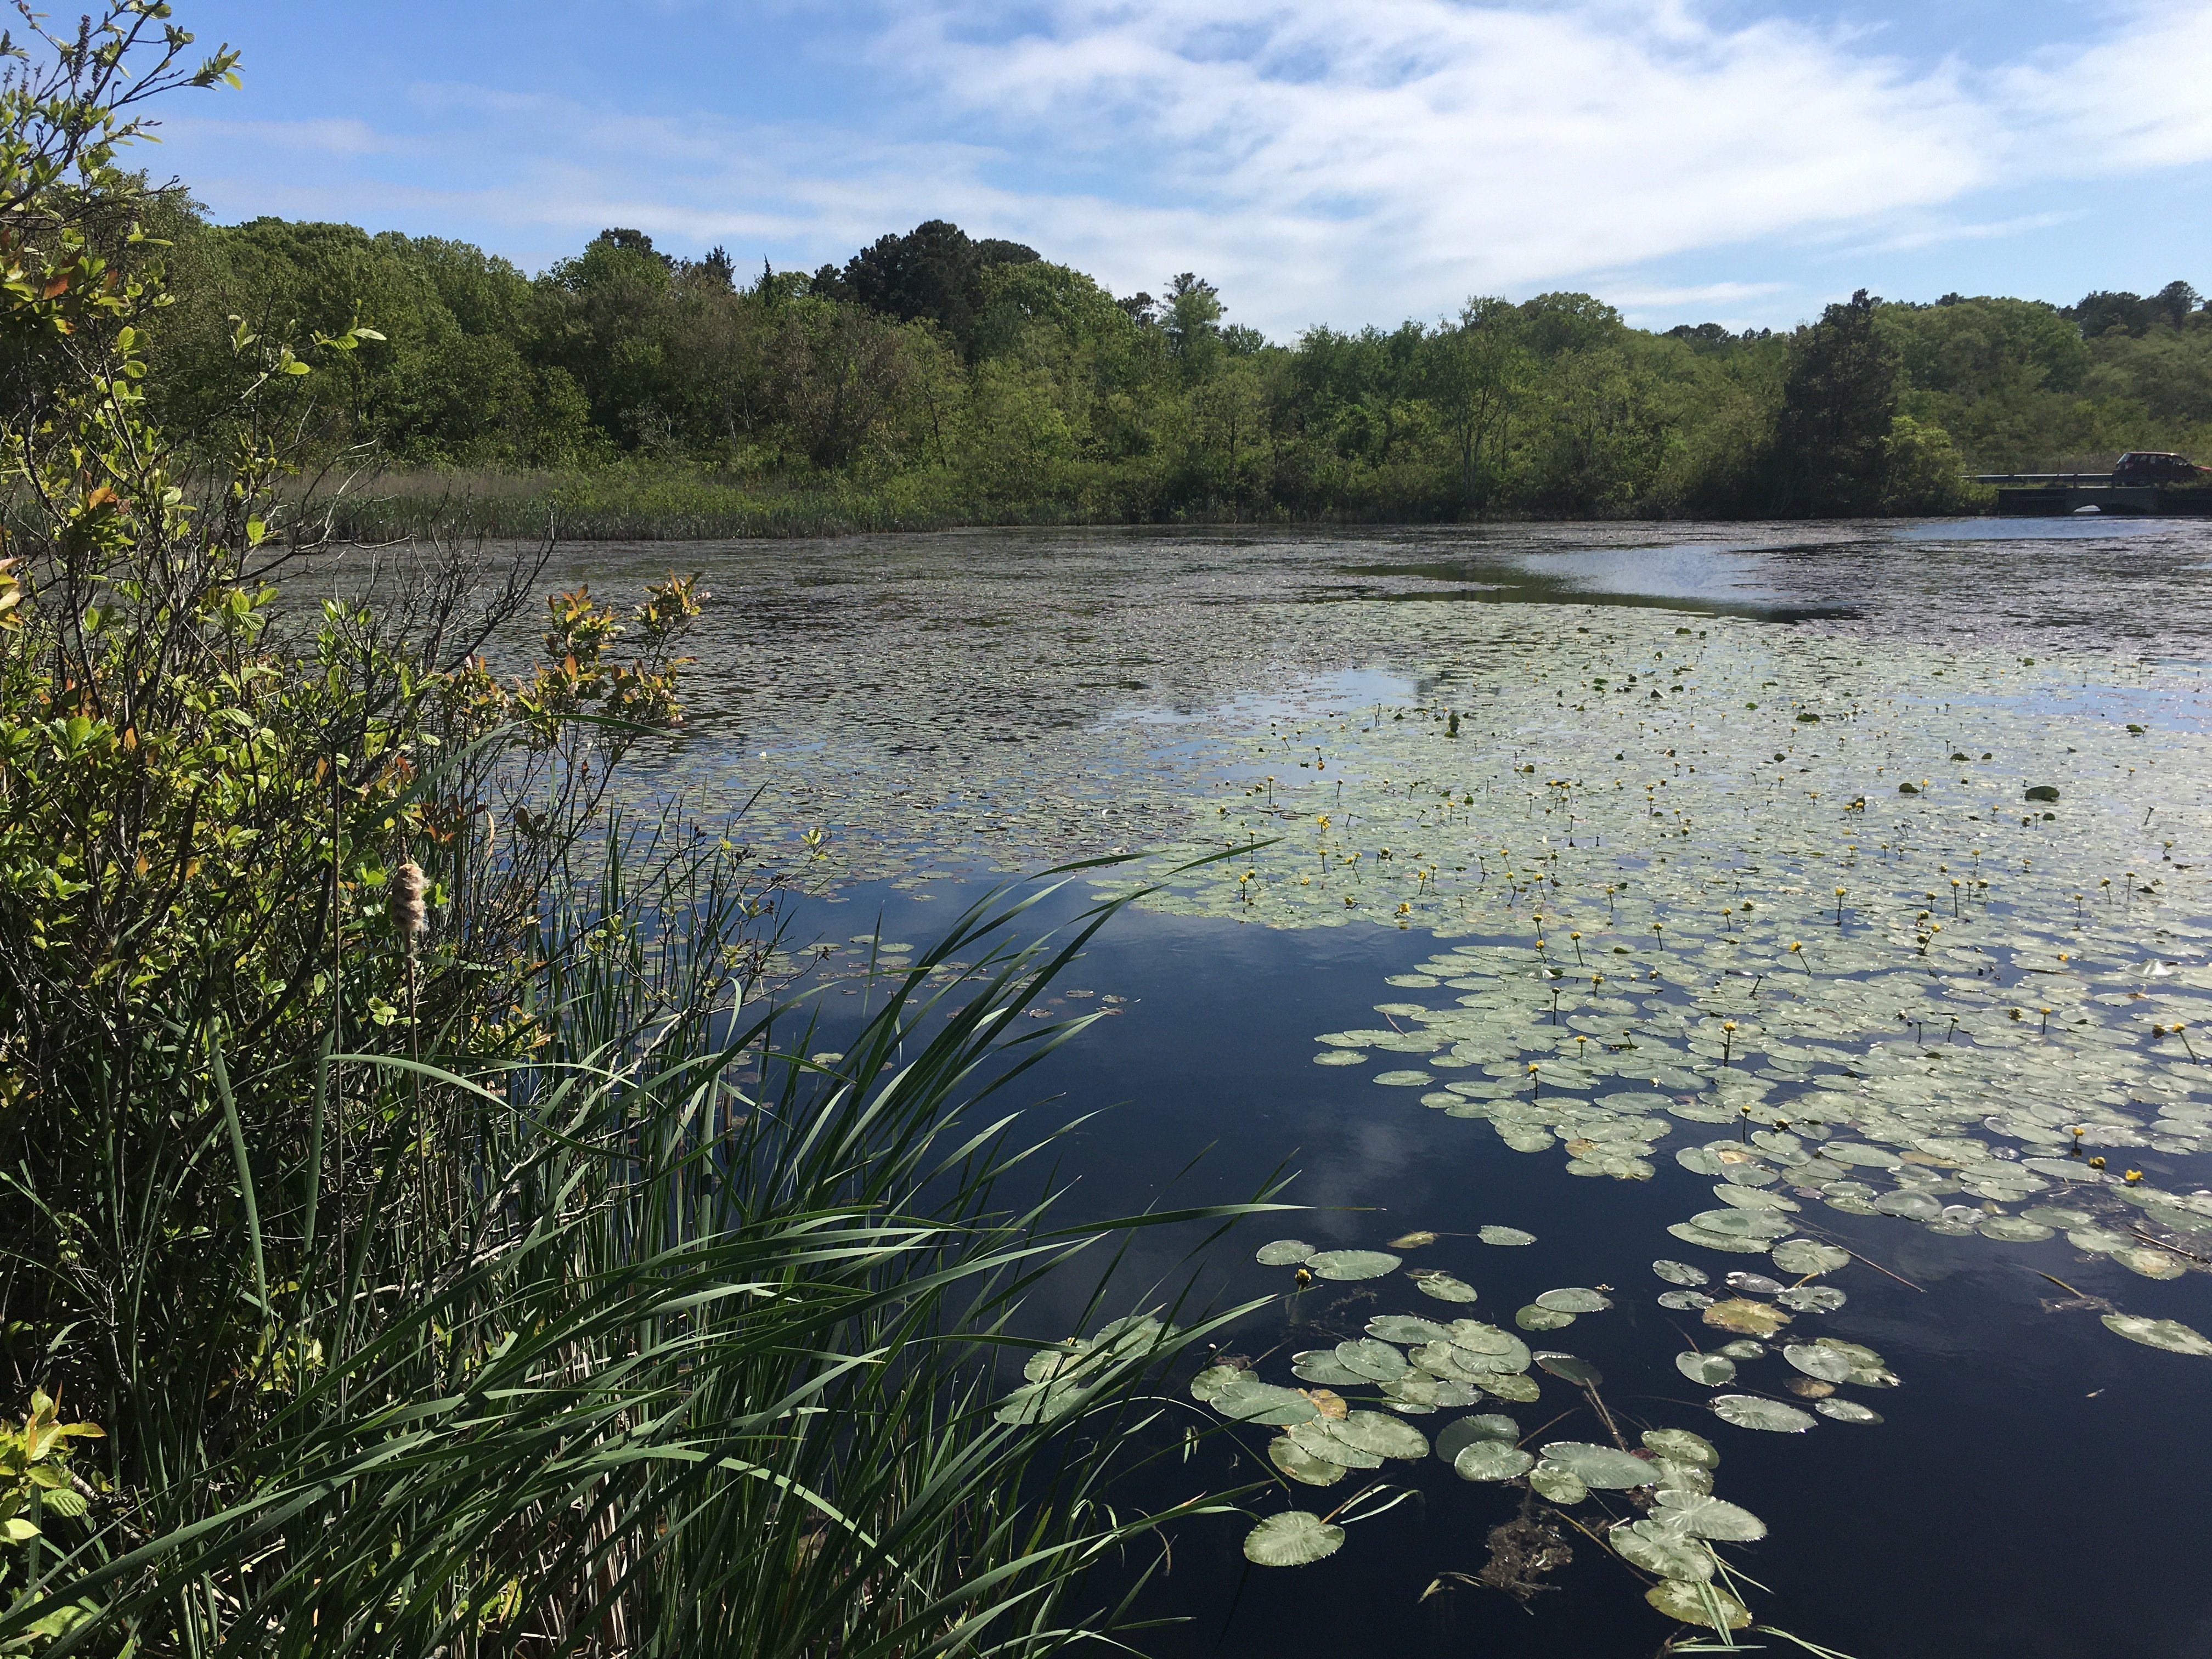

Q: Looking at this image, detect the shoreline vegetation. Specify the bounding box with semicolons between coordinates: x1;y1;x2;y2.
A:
145;211;2212;538
0;10;1274;1654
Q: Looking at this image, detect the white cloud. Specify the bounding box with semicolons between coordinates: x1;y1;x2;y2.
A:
155;1;2212;331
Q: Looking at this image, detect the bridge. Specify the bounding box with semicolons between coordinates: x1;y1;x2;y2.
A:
1974;474;2212;516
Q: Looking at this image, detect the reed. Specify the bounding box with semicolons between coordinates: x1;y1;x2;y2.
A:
3;827;1276;1655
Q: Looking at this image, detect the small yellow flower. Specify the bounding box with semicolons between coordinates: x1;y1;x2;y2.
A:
2124;1169;2143;1184
2089;1156;2107;1170
1723;1021;1737;1032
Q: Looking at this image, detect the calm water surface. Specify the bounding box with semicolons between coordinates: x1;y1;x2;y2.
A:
563;518;2212;1658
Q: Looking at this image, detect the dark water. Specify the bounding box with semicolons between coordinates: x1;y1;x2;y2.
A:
568;518;2212;1658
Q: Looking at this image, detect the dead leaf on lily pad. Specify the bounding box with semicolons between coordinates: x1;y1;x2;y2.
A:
1301;1387;1350;1420
1701;1298;1792;1338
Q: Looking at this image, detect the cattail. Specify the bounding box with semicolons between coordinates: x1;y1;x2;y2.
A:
391;860;427;952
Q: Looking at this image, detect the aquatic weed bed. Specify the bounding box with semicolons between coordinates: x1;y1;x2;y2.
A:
728;597;2212;1644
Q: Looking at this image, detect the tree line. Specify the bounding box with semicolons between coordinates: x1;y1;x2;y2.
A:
142;204;2212;521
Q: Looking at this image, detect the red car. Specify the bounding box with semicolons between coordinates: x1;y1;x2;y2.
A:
2113;450;2210;483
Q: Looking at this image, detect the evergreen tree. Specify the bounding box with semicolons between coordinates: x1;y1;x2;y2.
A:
1770;289;1898;516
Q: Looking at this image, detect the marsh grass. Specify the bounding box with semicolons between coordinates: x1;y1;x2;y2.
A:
3;829;1278;1656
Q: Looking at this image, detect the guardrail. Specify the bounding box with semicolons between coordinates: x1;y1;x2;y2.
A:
1970;473;2117;484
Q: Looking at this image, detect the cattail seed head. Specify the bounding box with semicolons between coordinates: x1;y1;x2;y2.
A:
391;860;427;948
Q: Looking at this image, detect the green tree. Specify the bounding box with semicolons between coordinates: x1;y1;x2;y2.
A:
1770;289;1899;516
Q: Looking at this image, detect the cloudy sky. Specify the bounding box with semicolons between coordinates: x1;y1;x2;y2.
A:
159;1;2212;336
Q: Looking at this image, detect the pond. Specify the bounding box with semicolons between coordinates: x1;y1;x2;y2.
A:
561;518;2212;1658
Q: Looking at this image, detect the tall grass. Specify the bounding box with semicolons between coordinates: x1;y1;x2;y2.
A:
2;823;1277;1656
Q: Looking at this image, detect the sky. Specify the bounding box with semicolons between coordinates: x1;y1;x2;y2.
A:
149;0;2212;337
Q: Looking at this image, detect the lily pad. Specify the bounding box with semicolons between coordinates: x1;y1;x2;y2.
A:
1782;1342;1855;1383
1243;1510;1345;1567
1613;1519;1715;1581
1701;1298;1792;1338
1290;1350;1368;1387
1647;1578;1751;1630
1535;1286;1612;1314
1977;1215;2054;1243
1534;1352;1602;1385
1268;1436;1350;1486
1651;1490;1768;1540
1255;1239;1316;1266
1653;1259;1710;1286
1479;1225;1538;1246
1516;1304;1576;1331
1675;1351;1736;1386
1435;1414;1521;1463
1453;1440;1536;1481
1367;1314;1452;1344
1413;1271;1480;1303
1658;1290;1717;1311
2102;1313;2212;1356
1333;1409;1429;1459
1528;1460;1588;1504
1815;1398;1885;1424
1775;1285;1848;1313
1306;1249;1402;1282
1386;1230;1439;1249
1189;1363;1244;1403
1212;1379;1321;1425
1769;1238;1851;1275
1642;1427;1720;1469
1541;1441;1658;1488
1334;1339;1410;1382
1710;1394;1818;1433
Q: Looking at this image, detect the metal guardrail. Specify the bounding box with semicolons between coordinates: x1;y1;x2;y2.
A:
1970;473;2116;484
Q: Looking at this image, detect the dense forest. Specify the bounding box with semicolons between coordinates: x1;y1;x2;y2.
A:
142;201;2212;528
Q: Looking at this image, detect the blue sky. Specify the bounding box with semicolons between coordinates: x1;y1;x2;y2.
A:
154;1;2212;336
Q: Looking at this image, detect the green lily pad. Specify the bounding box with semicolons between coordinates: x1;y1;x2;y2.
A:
2102;1314;2212;1355
1485;1373;1543;1402
1676;1351;1736;1385
1815;1398;1885;1424
1331;1409;1430;1459
1647;1578;1751;1630
1368;1315;1452;1344
1534;1352;1602;1385
1769;1238;1851;1275
1291;1350;1369;1387
1189;1364;1246;1403
1653;1259;1710;1286
1454;1440;1536;1481
2116;1246;2187;1280
1480;1225;1538;1245
1516;1304;1576;1331
1535;1286;1612;1314
1711;1393;1818;1432
1287;1420;1383;1469
1667;1223;1775;1256
1413;1271;1480;1302
1540;1441;1657;1488
1642;1427;1719;1469
1307;1249;1402;1282
1334;1339;1410;1382
1243;1510;1346;1566
1613;1519;1715;1581
1658;1290;1717;1310
1268;1435;1350;1486
1775;1285;1848;1313
1212;1379;1321;1425
1529;1459;1588;1504
1374;1069;1434;1087
1651;1490;1768;1540
1435;1414;1520;1463
1783;1342;1855;1383
1255;1239;1316;1266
